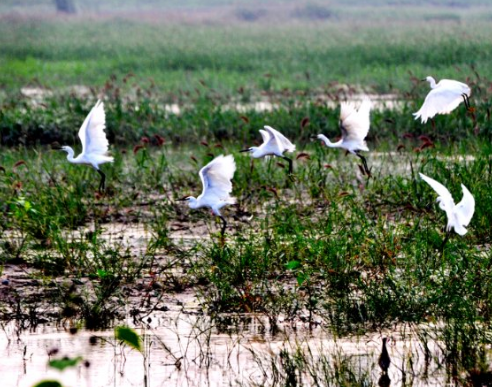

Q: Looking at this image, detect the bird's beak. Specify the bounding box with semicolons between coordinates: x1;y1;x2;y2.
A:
177;196;189;201
309;135;318;140
420;78;426;82
51;143;62;150
239;149;250;153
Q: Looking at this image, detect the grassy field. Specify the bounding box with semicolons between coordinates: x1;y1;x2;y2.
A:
1;2;492;96
2;2;492;385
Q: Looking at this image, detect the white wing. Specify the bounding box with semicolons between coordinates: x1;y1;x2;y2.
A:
453;184;475;227
339;101;357;123
263;125;296;153
340;98;371;142
413;81;469;124
419;173;455;210
259;129;271;144
439;79;471;95
78;100;110;156
199;155;236;200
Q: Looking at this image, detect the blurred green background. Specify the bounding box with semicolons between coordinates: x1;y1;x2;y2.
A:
1;0;491;97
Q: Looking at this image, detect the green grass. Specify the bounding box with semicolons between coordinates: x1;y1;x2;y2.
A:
2;3;492;382
1;9;492;95
2;95;492;380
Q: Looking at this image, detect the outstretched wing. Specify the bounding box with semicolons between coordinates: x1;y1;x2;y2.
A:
339;101;357;124
454;184;475;227
263;125;296;153
413;82;468;124
259;129;271;144
199;155;236;200
78;100;110;156
340;98;371;142
419;173;455;210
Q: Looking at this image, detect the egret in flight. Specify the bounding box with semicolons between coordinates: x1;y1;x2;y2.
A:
240;125;296;175
419;172;475;236
413;77;471;124
58;100;113;192
315;98;372;176
181;154;236;236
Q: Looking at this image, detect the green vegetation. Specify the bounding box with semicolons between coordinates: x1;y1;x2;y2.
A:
2;2;492;385
1;3;492;95
3;95;492;381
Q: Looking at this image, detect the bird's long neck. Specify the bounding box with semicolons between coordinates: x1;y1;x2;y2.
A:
62;146;76;162
318;134;343;148
427;77;437;89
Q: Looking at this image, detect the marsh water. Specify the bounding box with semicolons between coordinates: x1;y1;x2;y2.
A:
2;308;452;387
0;152;480;387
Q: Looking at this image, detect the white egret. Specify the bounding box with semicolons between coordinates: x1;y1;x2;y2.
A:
413;76;471;124
240;125;296;174
419;172;475;236
181;154;236;236
59;100;114;191
315;98;372;176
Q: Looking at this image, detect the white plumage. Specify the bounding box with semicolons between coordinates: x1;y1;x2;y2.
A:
316;97;372;175
420;173;475;236
60;100;114;191
184;155;236;235
243;125;296;157
413;76;471;124
240;125;296;174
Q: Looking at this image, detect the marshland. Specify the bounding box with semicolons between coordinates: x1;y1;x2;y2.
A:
2;0;492;386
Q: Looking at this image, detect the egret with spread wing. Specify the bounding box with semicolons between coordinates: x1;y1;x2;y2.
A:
419;172;475;236
240;125;296;175
59;100;114;192
182;154;236;236
413;76;471;124
316;97;372;176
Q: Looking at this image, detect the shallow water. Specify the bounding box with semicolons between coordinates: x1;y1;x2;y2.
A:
1;308;455;387
0;148;482;386
19;86;404;113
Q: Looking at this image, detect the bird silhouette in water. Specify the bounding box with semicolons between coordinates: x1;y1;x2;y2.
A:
378;373;391;387
378;337;391;374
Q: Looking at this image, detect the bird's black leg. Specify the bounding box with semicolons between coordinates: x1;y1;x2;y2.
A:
356;152;371;177
282;156;293;175
462;93;470;110
96;169;106;192
462;93;477;130
219;215;227;237
441;230;451;252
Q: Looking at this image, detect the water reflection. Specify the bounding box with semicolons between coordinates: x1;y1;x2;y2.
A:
378;373;391;387
0;314;463;387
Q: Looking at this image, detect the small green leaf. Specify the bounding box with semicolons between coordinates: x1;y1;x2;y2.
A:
285;260;301;270
97;269;108;278
115;326;142;352
48;356;83;371
296;273;308;286
33;381;63;387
